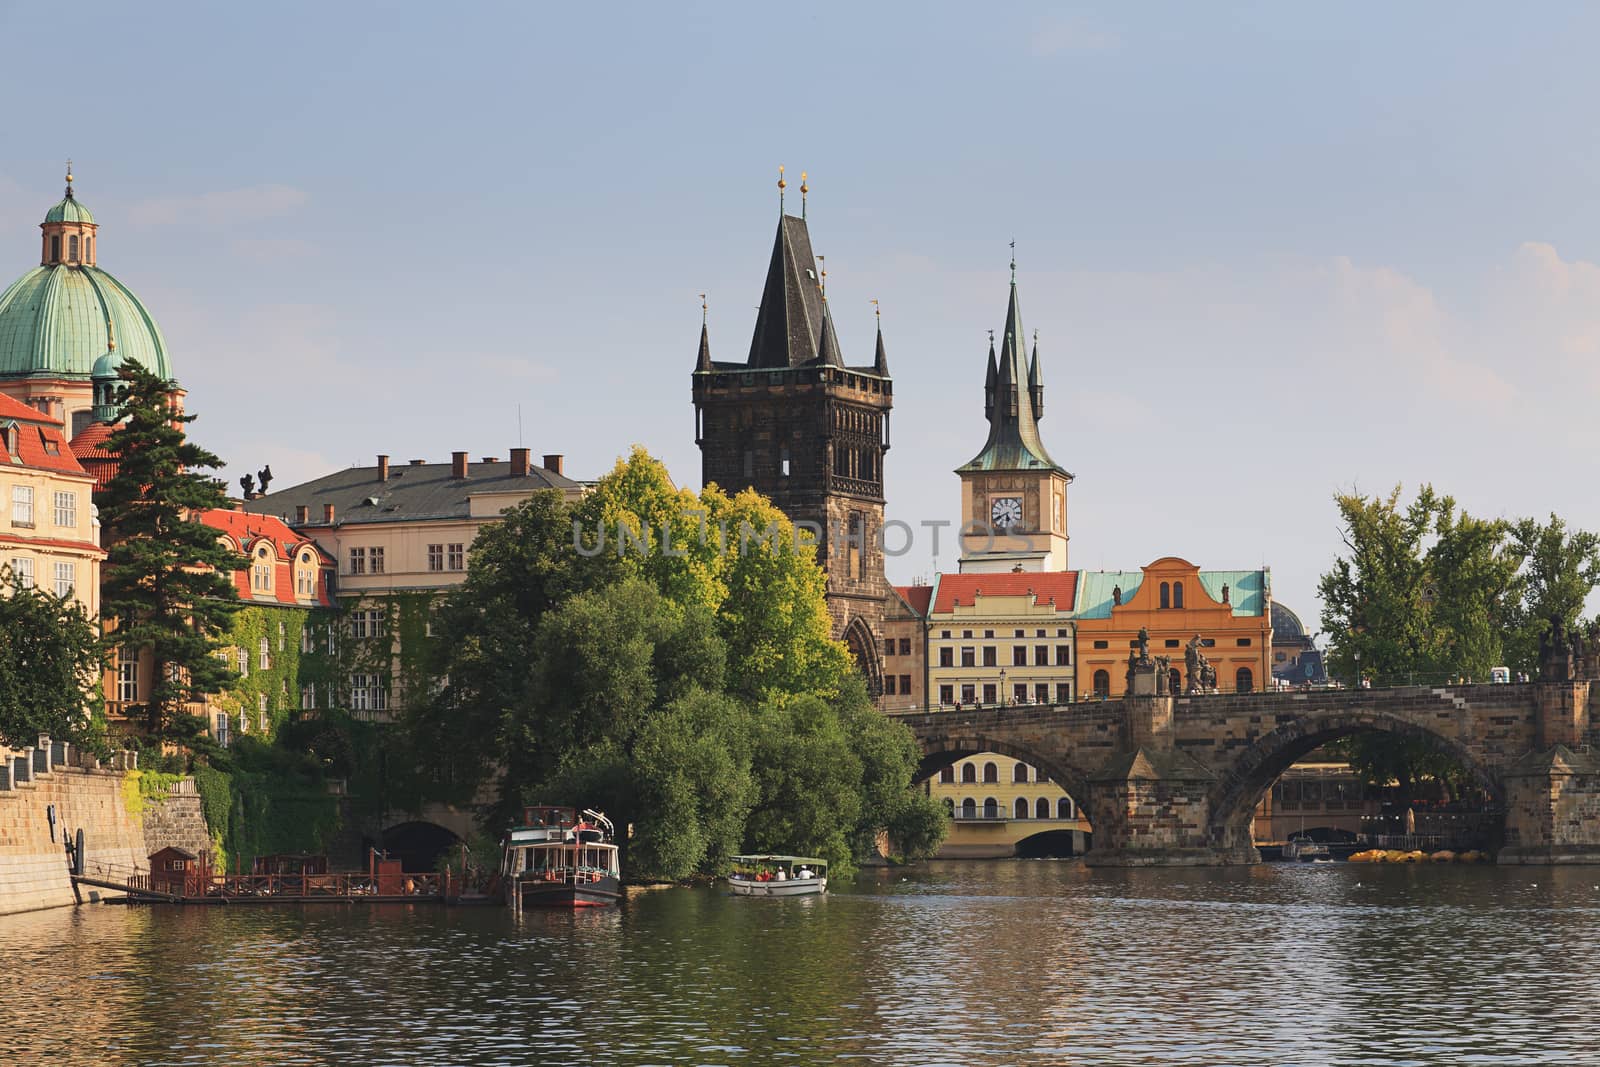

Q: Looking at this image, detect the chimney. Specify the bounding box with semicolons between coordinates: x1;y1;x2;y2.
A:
322;503;335;524
377;454;390;482
543;453;565;476
451;451;468;479
509;447;531;476
294;505;309;524
481;456;499;464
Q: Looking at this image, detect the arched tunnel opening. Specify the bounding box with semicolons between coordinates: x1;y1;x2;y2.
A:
376;821;462;873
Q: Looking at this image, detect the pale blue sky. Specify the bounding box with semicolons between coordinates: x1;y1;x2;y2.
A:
4;2;1599;629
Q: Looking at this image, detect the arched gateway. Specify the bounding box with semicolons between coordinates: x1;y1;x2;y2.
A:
891;681;1595;866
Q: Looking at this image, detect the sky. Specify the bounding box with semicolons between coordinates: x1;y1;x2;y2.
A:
3;1;1600;632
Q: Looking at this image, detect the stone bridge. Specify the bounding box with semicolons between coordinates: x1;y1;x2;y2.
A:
891;681;1600;866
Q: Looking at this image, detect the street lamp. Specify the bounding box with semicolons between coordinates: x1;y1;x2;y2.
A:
999;668;1007;706
1353;649;1362;690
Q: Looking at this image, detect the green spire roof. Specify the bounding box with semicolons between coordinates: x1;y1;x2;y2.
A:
958;277;1067;475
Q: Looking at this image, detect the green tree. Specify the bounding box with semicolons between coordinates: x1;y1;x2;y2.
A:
98;361;240;741
1507;514;1600;674
1319;485;1519;686
0;571;106;752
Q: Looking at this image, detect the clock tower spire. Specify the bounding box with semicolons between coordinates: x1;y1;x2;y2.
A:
954;265;1073;573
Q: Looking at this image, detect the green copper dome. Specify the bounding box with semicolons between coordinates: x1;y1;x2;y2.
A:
44;195;94;225
0;265;171;381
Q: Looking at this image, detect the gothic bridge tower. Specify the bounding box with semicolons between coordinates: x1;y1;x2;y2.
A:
692;175;892;692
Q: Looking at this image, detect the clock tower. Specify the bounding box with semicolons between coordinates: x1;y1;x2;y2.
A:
956;268;1072;573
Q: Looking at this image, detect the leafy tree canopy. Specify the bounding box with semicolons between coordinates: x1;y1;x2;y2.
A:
0;572;106;753
98;360;240;740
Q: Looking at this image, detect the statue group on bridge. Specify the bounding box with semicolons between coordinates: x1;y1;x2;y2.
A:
1539;616;1600;683
1185;634;1217;694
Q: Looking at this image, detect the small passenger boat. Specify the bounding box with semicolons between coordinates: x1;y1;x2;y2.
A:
727;854;828;896
503;806;621;909
1282;835;1331;862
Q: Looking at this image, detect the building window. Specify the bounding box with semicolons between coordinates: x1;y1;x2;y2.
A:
50;235;60;261
743;451;754;478
239;709;248;735
237;648;248;677
68;235;78;261
11;485;33;526
1159;582;1170;609
1058;797;1074;819
1056;683;1072;704
1034;645;1048;666
884;675;898;695
1174;581;1184;608
939;766;955;784
117;654;138;702
1237;638;1253;647
1013;683;1028;704
1092;670;1110;697
1012;646;1027;667
349;674;388;712
1014;629;1025;638
940;648;954;668
301;684;316;711
1166;639;1181;648
983;762;998;784
982;647;996;667
961;763;976;784
1055;645;1070;666
961;798;976;819
215;712;229;747
960;684;975;705
301;627;314;654
1034;683;1049;704
1013;763;1029;783
11;557;33;589
898;638;911;656
982;683;996;704
780;446;791;477
278;620;286;651
939;684;954;706
370;546;385;574
900;674;911;695
1036;797;1050;820
53;561;74;599
1014;797;1029;820
1236;667;1254;694
428;544;444;571
348;547;366;575
883;638;894;657
327;629;337;655
1093;640;1109;650
941;630;951;639
983;798;999;820
448;543;465;570
960;647;974;668
258;637;271;670
52;491;75;528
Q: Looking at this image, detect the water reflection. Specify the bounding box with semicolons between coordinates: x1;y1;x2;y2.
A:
5;863;1599;1065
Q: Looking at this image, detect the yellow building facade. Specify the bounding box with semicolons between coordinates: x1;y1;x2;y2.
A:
925;754;1091;857
0;395;102;618
926;573;1078;708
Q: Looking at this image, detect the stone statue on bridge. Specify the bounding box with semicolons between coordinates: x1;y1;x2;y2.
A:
1136;627;1150;662
1540;617;1575;682
1185;634;1212;694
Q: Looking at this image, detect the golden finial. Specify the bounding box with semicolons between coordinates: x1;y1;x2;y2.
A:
700;292;708;325
800;170;808;218
778;164;786;211
65;159;74;199
870;298;880;324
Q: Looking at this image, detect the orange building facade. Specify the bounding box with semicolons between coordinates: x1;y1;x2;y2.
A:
1073;557;1272;700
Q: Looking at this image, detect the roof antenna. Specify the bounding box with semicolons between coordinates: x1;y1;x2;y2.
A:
800;171;808;219
778;165;786;213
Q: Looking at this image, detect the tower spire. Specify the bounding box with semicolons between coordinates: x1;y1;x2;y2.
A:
872;299;889;376
1028;328;1043;420
695;293;712;372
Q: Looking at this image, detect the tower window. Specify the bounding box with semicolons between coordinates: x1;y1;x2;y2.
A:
780;446;790;477
743;450;754;478
1159;582;1170;609
69;235;78;262
1173;581;1184;608
50;236;60;262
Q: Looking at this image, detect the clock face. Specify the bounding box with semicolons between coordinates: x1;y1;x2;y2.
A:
990;496;1023;531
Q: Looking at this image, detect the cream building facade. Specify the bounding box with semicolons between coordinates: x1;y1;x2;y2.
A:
0;394;102;617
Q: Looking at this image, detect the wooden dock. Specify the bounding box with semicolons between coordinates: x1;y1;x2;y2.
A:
73;861;449;905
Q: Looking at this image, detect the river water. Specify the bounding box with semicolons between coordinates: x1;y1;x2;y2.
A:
7;860;1599;1066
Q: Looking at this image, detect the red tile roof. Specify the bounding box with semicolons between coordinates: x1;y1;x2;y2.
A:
0;393;63;425
0;415;90;476
67;421;120;489
894;584;933;616
931;571;1079;615
197;508;335;607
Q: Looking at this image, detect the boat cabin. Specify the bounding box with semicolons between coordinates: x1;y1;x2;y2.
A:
729;855;827;882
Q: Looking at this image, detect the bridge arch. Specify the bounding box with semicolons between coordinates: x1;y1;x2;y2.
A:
1207;707;1504;853
378;820;463;873
914;733;1099;832
842;615;884;696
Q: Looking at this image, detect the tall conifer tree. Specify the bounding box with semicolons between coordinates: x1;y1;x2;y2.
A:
98;361;240;740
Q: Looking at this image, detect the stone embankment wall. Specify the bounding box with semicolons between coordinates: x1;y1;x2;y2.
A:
0;741;149;916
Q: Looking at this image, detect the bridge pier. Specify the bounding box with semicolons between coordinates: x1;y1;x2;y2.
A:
1083;745;1257;867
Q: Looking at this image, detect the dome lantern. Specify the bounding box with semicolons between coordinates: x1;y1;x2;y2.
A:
40;163;98;267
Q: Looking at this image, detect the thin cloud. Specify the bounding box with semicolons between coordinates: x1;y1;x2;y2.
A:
128;184;309;228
